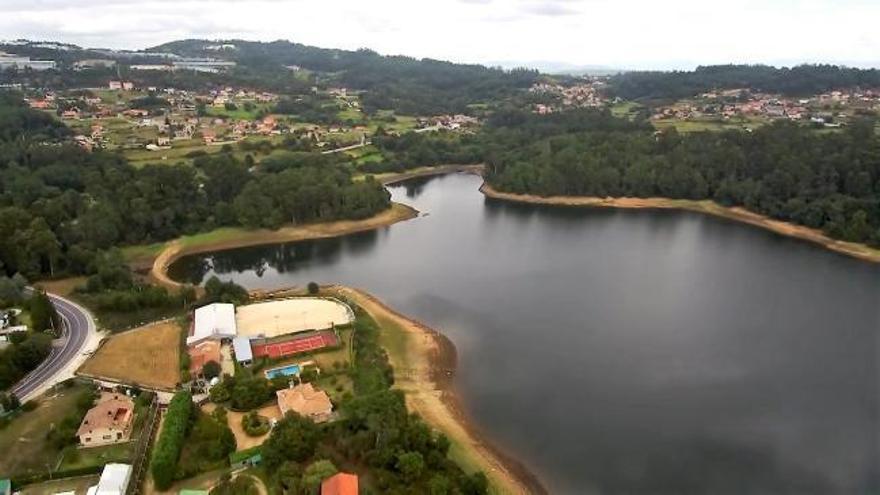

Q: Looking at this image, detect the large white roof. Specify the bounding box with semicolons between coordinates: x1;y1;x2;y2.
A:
188;303;237;345
95;463;132;495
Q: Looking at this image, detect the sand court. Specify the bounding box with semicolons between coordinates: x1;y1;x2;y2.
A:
235;298;354;338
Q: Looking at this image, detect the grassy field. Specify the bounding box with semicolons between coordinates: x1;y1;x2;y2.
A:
20;475;101;495
653;116;767;133
0;384;88;478
610;101;643;120
79;320;182;389
205;103;272;121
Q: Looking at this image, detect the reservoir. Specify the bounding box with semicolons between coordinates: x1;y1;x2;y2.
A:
170;173;880;494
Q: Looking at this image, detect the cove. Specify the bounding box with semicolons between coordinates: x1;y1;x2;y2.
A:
169;173;880;494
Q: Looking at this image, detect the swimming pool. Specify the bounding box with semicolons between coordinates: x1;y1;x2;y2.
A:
264;364;301;379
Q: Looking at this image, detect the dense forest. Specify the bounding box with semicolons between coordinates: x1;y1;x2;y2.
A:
0;93;390;280
483;109;880;245
609;64;880;100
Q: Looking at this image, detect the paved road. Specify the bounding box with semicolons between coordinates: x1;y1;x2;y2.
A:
11;290;96;401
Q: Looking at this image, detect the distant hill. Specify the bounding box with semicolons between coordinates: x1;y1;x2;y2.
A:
149;39;541;114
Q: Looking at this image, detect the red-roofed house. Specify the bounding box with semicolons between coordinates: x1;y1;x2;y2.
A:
321;472;358;495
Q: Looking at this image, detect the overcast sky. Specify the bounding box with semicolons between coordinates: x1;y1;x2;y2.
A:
1;0;878;70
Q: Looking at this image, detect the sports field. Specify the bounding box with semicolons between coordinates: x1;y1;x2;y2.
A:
235;298;353;338
251;330;339;359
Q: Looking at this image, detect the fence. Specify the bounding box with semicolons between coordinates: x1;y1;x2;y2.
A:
126;395;161;495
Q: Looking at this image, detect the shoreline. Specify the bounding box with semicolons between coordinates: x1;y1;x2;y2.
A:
372;163;486;186
148;202;419;290
480;183;880;263
331;286;547;495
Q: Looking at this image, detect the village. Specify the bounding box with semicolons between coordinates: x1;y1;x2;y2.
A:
649;87;880;131
19;77;481;168
1;289;369;495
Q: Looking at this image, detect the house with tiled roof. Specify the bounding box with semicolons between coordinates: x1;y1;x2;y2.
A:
77;394;135;447
321;472;358;495
276;383;333;422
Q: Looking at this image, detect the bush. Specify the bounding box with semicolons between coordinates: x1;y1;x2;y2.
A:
307;282;319;295
241;410;271;437
150;391;193;490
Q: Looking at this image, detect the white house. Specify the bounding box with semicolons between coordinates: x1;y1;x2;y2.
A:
187;303;237;345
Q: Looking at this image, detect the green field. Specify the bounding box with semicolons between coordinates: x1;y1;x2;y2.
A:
610;101;642;120
205;103;272;121
653;116;767;133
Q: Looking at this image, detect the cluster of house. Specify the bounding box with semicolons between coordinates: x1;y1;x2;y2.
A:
0;309;26;343
529;79;609;114
652;88;880;126
416;114;480;131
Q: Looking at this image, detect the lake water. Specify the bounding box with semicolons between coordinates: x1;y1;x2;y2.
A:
170;173;880;494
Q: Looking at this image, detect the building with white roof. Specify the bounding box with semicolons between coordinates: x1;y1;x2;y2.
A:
86;463;132;495
232;336;253;365
187;303;237;345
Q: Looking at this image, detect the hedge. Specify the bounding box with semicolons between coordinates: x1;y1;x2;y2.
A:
150;390;192;490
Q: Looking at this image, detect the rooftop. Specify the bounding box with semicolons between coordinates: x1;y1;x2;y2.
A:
276;383;333;419
76;395;134;437
321;472;358;495
188;302;237;345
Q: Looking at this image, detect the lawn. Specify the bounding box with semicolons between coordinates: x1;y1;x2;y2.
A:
79;320;182;389
59;442;132;470
205;103;271;121
610;101;642;120
0;384;87;478
20;475;101;495
653;116;767;133
120;242;167;266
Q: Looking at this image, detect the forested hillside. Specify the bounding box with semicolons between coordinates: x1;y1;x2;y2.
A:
484;109;880;245
153;39;540;114
0;94;389;279
610;64;880;100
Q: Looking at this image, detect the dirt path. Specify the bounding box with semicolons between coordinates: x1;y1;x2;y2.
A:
481;183;880;263
332;286;546;495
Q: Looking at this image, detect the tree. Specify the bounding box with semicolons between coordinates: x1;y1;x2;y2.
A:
27;295;57;336
262;412;321;468
307;281;320;295
301;460;338;493
396;451;425;482
202;360;221;380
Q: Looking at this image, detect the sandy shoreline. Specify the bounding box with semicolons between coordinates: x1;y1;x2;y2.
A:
481;183;880;263
149;202;419;290
330;286;547;495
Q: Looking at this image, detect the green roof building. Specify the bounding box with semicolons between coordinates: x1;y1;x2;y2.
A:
0;479;11;495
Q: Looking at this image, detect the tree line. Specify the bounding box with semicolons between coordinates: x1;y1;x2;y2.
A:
0;94;390;281
483;108;880;246
609;64;880;101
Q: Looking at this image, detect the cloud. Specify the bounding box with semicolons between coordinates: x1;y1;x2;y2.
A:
0;0;878;69
519;2;580;16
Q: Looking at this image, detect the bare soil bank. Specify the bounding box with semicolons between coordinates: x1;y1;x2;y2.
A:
331;286;547;495
149;203;419;290
480;183;880;263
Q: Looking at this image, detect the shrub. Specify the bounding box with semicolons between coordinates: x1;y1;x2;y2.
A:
241;410;271;437
150;391;192;490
